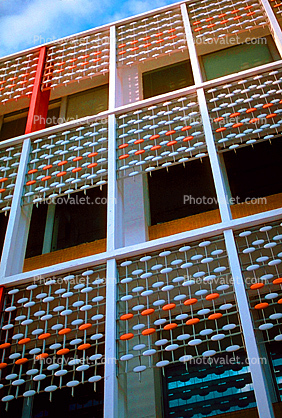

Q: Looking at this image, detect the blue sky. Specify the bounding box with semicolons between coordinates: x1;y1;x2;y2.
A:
0;0;177;58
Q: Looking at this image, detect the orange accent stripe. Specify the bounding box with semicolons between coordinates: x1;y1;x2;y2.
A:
18;338;31;345
38;333;51;340
163;323;178;330
36;353;49;360
250;283;264;290
142;328;156;335
0;363;8;369
141;308;155;316
0;343;11;349
205;293;220;300
58;328;72;335
208;313;223;320
186;318;200;325
57;348;70;355
181;126;192;131
255;302;269;309
120;333;134;340
15;358;28;365
120;313;134;320
162;303;176;311
79;323;92;331
78;343;91;350
184;298;198;305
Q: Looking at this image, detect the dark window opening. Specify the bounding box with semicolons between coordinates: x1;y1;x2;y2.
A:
0;113;28;142
0;212;8;258
143;60;194;99
46;102;61;128
148;158;218;225
66;84;109;120
0;374;103;418
222;136;282;203
202;37;280;80
31;376;103;418
0;101;60;142
52;186;107;251
25;204;48;258
0;396;23;418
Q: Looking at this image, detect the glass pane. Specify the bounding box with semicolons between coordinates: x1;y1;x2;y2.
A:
66;85;109;120
202;41;275;80
143;61;194;99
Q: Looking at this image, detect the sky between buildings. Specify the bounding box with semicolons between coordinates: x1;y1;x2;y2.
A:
0;0;177;58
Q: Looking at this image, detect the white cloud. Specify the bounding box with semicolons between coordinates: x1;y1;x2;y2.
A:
110;0;175;23
0;0;176;58
0;0;107;57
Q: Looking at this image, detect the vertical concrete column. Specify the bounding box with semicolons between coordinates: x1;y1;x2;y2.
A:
122;174;150;246
117;61;149;245
224;229;275;418
0;138;32;279
259;0;282;57
117;65;142;105
104;25;127;418
42;204;56;254
181;3;232;222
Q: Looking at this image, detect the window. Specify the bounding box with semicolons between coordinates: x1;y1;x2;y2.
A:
45;100;61;127
143;60;194;99
0;109;28;142
32;383;103;418
0;212;8;257
52;187;107;251
25;204;48;258
66;85;109;120
148;158;218;225
266;341;282;401
0;102;61;142
25;187;107;257
222;136;282;203
163;350;256;418
202;37;280;80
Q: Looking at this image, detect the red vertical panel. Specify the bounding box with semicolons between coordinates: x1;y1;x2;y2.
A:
25;46;51;134
0;285;5;315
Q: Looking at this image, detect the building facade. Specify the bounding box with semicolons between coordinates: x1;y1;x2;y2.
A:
0;0;282;417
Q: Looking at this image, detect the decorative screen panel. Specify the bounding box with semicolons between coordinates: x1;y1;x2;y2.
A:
116;93;206;177
205;66;282;151
0;266;106;406
42;31;110;90
116;8;187;66
23;120;108;205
